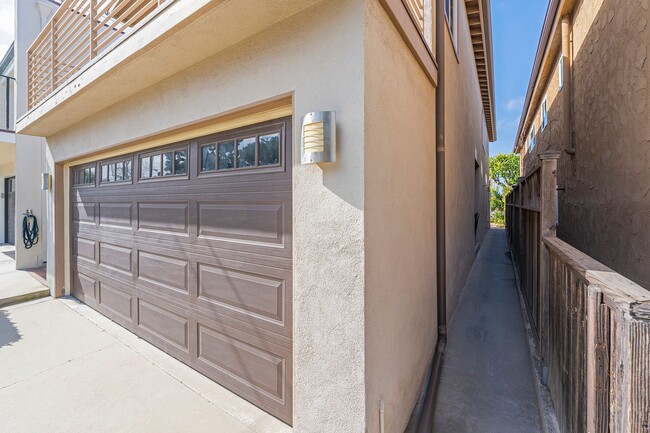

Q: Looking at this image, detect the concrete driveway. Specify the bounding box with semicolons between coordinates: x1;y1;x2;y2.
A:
0;244;49;307
0;297;291;433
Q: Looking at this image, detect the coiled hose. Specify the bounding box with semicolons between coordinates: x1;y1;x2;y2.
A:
22;211;39;250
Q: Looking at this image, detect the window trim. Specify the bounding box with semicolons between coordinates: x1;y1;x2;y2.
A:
541;97;548;130
137;143;190;183
558;57;564;91
197;121;286;179
445;0;459;59
98;157;134;186
72;164;97;188
528;125;536;153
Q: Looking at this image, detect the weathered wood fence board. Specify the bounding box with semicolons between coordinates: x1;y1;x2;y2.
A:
506;152;650;433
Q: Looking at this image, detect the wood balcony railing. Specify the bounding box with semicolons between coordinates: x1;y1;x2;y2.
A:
27;0;174;110
404;0;425;33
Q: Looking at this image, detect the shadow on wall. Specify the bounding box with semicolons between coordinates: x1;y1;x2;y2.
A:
0;310;22;348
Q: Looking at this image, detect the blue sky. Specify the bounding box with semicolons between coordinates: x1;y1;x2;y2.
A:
490;0;549;155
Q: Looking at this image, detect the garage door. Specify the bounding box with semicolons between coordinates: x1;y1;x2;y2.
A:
70;118;293;423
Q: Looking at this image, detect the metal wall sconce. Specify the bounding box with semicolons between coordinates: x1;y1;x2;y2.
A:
300;111;336;164
41;173;51;191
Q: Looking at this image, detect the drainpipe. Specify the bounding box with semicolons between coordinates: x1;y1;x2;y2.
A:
416;0;446;431
562;16;574;155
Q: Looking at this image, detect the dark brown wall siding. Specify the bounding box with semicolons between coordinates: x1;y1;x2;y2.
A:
70;118;293;424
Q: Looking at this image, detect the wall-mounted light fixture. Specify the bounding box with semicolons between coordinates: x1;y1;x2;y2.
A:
300;111;336;164
41;173;51;191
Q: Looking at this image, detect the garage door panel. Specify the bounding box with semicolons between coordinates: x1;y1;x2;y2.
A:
70;117;293;424
72;202;96;224
196;262;287;327
197;323;286;400
98;281;133;322
98;202;133;229
137;250;190;294
98;242;133;275
197;201;286;248
71;270;97;301
72;236;97;263
137;202;190;235
137;298;190;352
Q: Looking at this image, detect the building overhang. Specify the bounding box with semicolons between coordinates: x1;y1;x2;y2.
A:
16;0;324;137
513;0;577;153
466;0;497;142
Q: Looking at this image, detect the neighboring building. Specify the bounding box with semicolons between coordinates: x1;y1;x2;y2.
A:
515;0;650;290
13;0;495;431
0;43;16;245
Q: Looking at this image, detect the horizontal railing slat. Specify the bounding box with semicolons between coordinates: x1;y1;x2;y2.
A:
27;0;175;109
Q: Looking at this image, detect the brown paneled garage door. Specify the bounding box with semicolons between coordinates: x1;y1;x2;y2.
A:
70;118;293;423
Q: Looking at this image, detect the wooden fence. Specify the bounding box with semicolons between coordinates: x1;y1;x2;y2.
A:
506;167;542;341
506;152;650;433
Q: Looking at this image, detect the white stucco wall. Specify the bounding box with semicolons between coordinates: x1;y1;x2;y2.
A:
45;0;367;431
363;1;438;432
13;0;52;269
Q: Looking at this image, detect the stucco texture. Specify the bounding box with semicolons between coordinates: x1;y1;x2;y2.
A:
35;0;491;430
523;0;650;290
13;0;49;270
561;0;650;290
363;1;437;432
443;0;491;319
46;0;368;431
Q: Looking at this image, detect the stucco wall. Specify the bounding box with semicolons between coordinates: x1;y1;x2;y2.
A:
444;1;491;319
521;0;650;290
522;49;566;176
46;0;367;431
559;0;650;290
522;0;650;290
363;1;437;432
13;0;50;269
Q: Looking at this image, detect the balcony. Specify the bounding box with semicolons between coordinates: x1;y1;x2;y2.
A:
17;0;323;137
27;0;175;110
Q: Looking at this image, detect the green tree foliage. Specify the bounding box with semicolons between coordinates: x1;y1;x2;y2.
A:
489;153;520;226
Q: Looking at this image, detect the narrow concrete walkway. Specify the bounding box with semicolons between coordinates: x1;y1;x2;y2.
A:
433;228;542;433
0;245;49;307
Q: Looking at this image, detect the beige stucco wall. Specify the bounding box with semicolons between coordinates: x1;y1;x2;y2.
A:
33;0;493;430
363;1;437;432
45;0;368;431
444;1;491;319
521;49;565;176
561;0;650;290
522;0;650;290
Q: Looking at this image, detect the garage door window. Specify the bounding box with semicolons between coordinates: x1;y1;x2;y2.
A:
100;159;132;184
140;147;188;180
74;166;96;187
201;131;281;173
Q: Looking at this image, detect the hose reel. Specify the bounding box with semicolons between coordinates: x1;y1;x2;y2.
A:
22;210;39;250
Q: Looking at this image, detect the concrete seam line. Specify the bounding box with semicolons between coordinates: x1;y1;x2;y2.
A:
0;342;120;391
508;249;560;433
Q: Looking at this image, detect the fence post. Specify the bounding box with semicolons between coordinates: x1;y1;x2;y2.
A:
538;151;560;367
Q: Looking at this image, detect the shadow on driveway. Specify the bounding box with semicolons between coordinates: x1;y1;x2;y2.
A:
0;250;15;261
0;310;21;348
